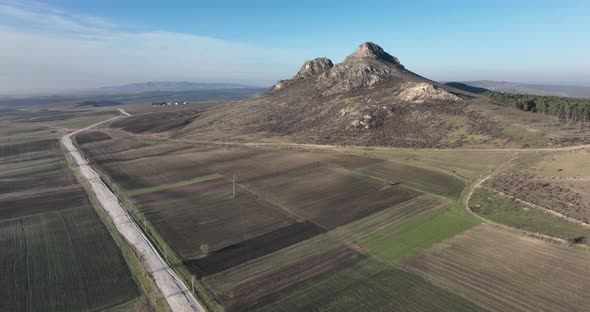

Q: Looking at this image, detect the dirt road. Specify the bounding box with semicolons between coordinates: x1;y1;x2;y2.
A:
170;137;590;153
62;109;205;312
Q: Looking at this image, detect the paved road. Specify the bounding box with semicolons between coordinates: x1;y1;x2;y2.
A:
62;109;205;312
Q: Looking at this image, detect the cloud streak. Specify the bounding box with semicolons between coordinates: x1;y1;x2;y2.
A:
0;1;294;94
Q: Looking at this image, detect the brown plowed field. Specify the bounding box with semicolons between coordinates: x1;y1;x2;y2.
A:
74;131;112;145
132;176;299;259
186;221;326;278
245;166;421;229
0;139;61;164
404;224;590;312
0;186;89;220
208;246;364;310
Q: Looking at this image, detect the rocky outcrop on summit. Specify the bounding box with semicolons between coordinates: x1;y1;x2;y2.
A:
295;58;334;78
272;57;334;92
316;43;406;95
344;42;403;66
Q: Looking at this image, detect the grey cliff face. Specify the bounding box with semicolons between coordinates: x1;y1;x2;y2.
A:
295;58;334;79
344;42;402;66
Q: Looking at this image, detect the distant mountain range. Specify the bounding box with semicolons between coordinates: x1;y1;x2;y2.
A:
447;80;590;98
0;88;265;108
98;81;254;93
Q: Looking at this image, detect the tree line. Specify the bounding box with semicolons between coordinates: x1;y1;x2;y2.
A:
485;91;590;123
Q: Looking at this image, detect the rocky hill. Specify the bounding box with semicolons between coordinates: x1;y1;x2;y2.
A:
175;43;517;148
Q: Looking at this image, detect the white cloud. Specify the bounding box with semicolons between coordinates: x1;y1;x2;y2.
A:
0;1;295;94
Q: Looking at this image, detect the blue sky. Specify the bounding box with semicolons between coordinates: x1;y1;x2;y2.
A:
1;0;589;94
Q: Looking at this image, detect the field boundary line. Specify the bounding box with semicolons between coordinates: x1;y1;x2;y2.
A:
144;135;590;153
238;182;327;231
353;169;457;202
128;173;224;196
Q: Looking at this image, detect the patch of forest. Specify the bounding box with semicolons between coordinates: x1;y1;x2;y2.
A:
486;91;590;122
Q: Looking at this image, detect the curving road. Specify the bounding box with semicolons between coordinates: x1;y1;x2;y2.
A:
62;108;205;312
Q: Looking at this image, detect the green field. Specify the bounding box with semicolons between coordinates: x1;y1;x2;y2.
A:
361;202;480;263
471;187;590;243
251;258;487;312
0;207;139;312
357;161;466;198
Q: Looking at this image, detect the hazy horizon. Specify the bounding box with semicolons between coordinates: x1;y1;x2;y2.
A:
1;0;589;95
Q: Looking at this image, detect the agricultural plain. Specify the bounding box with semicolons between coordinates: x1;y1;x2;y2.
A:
73;112;590;312
76;127;495;311
0;108;143;312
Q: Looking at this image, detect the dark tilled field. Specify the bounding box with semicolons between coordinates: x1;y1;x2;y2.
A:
186;221;326;277
109;111;202;134
96;153;226;189
132;176;299;259
0;139;91;220
80;135;155;162
0;186;90;220
0;207;140;312
208;247;365;311
15;110;114;123
82;137;386;191
74;131;112;145
250;259;487;312
0;160;78;193
245;166;421;229
0;139;62;164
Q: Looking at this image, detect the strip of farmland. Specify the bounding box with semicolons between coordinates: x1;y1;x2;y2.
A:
205;196;446;310
250;259;488;312
131;176;301;260
0;207;140;312
186;221;326;277
404;224;590;312
357;160;466;198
